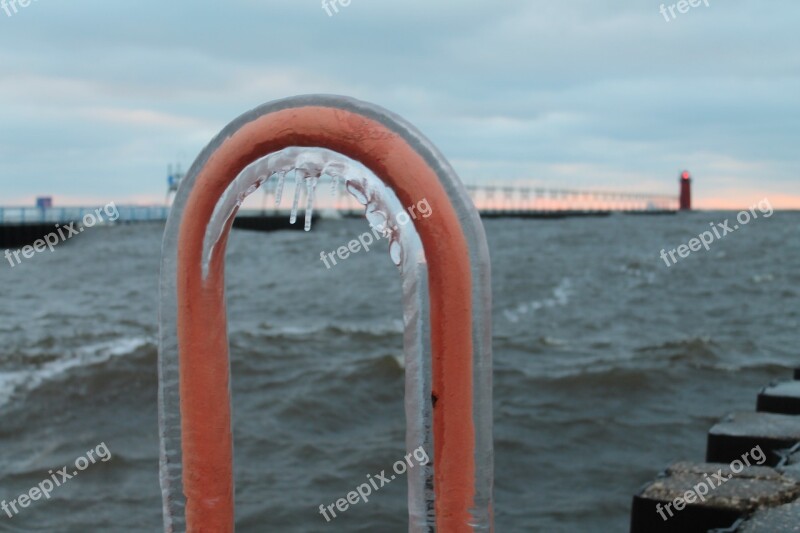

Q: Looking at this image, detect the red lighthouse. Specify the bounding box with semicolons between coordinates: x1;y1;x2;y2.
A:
679;170;692;210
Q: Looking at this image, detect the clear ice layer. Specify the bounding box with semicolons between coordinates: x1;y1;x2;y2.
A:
202;147;425;278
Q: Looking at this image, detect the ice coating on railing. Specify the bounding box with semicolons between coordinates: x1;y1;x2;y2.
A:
201;147;423;278
197;148;433;528
160;96;493;533
325;153;433;530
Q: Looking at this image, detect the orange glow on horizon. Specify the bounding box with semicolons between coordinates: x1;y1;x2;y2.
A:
695;193;800;211
3;192;800;211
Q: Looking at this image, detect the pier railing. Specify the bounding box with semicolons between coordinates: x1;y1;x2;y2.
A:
0;183;677;226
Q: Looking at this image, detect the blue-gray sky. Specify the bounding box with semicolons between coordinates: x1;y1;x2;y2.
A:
1;0;798;208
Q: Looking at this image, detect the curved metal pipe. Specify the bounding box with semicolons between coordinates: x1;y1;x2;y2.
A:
158;95;493;532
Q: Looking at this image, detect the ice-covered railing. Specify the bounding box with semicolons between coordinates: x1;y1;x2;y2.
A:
158;95;493;533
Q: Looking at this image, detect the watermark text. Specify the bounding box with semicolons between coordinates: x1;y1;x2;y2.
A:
659;198;772;267
2;442;112;519
660;0;710;22
318;446;429;522
4;202;120;268
656;445;766;521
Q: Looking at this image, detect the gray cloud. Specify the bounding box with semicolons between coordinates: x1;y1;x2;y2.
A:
0;0;798;206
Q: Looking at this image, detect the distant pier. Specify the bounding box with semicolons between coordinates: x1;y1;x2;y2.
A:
0;205;309;248
0;205;169;248
0;178;686;248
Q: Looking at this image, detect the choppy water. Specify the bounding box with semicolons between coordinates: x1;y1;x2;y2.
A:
1;212;798;532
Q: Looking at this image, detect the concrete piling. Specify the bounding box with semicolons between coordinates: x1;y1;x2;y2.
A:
706;412;800;466
757;382;800;416
737;501;800;532
631;365;800;532
631;462;799;532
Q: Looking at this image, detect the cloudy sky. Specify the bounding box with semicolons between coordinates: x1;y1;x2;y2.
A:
0;0;798;209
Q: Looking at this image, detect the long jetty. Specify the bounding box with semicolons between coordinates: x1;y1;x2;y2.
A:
0;182;681;249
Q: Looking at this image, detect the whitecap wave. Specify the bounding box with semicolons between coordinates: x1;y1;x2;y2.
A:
0;337;151;408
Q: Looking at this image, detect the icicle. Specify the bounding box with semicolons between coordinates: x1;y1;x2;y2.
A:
274;172;286;206
289;170;303;224
324;161;347;195
304;176;319;231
